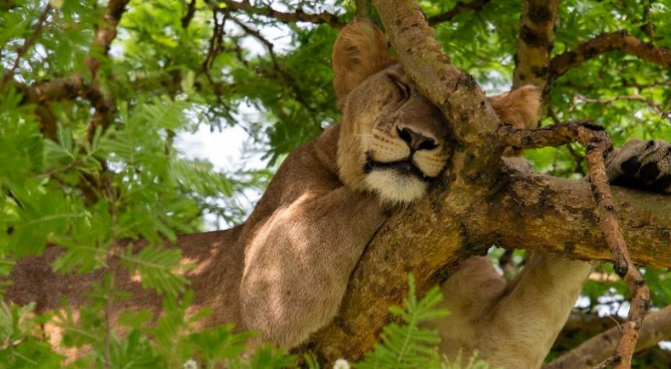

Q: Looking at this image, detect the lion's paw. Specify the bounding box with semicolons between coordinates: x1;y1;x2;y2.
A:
607;139;671;194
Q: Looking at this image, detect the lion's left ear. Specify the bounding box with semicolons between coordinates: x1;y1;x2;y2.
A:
488;85;542;129
332;19;395;109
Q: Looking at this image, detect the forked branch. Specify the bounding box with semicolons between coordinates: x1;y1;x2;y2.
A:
499;121;651;369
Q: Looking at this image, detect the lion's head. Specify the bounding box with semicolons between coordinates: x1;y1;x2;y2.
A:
332;20;541;204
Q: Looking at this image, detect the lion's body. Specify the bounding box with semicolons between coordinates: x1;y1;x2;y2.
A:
6;20;671;368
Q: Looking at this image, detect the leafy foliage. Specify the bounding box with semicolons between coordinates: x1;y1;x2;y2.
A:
357;274;494;369
1;0;670;367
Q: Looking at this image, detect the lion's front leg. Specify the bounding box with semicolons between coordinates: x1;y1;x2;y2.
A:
475;254;593;369
239;187;387;349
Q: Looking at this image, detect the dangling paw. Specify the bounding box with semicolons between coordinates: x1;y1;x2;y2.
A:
607;139;671;194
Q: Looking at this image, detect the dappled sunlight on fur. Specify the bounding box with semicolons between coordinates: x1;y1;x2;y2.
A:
6;19;670;369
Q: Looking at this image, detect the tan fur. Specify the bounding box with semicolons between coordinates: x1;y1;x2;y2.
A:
5;20;670;368
489;85;542;129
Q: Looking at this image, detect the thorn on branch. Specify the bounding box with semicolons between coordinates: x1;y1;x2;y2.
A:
499;121;651;369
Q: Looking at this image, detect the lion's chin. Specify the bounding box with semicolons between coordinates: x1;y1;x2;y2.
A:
364;170;428;204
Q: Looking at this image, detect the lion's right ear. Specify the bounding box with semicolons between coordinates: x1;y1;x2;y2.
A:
488;85;542;129
332;20;395;109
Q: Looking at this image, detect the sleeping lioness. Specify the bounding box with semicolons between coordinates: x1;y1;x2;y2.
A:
6;20;671;368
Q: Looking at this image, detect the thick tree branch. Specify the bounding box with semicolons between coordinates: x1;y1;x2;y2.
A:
304;3;508;356
18;74;87;103
512;0;558;100
304;157;671;363
550;31;671;81
17;74;87;140
544;305;671;369
373;0;505;185
300;1;671;364
479;164;671;268
218;0;345;28
427;0;491;26
500;121;650;368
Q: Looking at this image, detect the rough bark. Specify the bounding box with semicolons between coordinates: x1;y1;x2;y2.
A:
544;305;671;369
512;0;559;99
305;158;671;362
300;0;671;364
481;163;671;268
500;121;652;368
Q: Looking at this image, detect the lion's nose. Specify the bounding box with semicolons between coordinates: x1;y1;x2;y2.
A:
398;126;439;151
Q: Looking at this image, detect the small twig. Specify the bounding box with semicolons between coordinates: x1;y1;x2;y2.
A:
428;0;491;25
570;79;671;91
499;120;651;369
195;10;237;125
218;0;344;28
226;14;314;111
85;0;129;144
0;4;52;91
592;355;618;369
86;0;130;80
181;0;198;29
576;94;670;123
642;0;654;43
81;0;129;204
547;107;586;174
202;9;226;72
